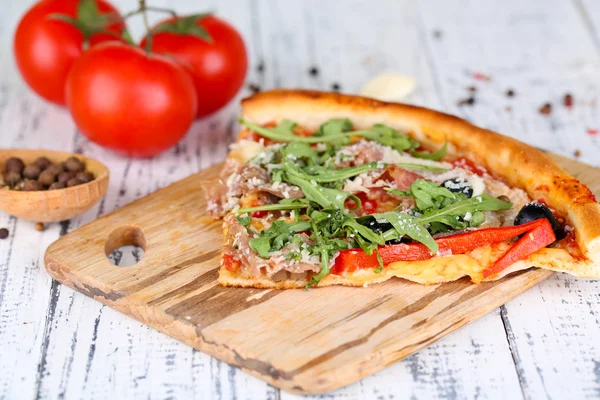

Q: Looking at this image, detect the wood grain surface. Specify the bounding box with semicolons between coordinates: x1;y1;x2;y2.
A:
43;153;592;394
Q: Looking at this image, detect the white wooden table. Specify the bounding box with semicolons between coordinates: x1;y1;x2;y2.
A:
1;0;600;398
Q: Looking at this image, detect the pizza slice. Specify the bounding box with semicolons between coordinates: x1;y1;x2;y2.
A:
205;89;600;288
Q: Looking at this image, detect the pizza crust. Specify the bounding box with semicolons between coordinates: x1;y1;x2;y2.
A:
240;89;600;273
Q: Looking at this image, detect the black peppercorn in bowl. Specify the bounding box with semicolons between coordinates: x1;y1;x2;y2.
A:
0;149;109;222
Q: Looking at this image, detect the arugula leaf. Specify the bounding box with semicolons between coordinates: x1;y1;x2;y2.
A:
237;202;308;213
358;124;419;153
285;174;354;209
286;161;381;183
418;194;512;227
342;218;385;253
411;142;448;161
371;212;437;253
282;142;317;159
395;163;448;172
314;118;353;146
249;220;311;258
239;119;421;153
393;179;460;211
235;215;251;227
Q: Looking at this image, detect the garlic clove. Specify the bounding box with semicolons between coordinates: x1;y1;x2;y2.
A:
360;73;417;102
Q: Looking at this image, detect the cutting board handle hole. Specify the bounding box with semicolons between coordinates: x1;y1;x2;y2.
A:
105;226;147;267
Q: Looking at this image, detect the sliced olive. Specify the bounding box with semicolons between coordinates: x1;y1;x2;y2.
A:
359;216;408;245
442;177;473;198
514;202;563;240
359;216;392;234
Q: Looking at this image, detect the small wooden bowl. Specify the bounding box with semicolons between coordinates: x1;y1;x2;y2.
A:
0;149;109;222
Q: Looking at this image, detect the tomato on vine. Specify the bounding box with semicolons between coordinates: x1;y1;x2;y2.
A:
65;42;197;157
14;0;125;105
141;14;248;118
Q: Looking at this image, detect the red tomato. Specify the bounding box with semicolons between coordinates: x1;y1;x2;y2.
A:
65;42;197;157
14;0;124;105
141;15;248;118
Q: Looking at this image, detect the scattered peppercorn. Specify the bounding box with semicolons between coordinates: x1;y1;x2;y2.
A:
76;171;94;183
22;180;43;191
468;86;477;93
0;228;8;239
3;155;95;192
458;97;476;106
22;165;41;180
4;171;22;187
35;222;45;232
58;171;76;183
65;157;84;172
5;157;25;173
66;177;83;187
248;83;261;94
574;149;581;158
256;61;265;73
433;30;443;39
564;93;573;108
539;103;552;115
309;66;319;76
34;156;51;170
45;164;64;175
331;83;341;92
506;89;515;97
38;170;57;187
49;181;66;190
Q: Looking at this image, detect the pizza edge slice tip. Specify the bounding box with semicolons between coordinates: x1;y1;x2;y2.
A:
204;89;600;289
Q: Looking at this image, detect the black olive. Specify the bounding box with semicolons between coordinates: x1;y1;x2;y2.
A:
359;216;392;233
359;217;408;245
514;202;564;240
442;177;473;198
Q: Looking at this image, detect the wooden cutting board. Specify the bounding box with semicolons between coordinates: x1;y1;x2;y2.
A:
44;153;598;394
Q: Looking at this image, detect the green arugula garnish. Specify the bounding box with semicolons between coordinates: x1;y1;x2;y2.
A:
417;194;512;228
411;142;448;161
371;212;437;253
249;220;311;258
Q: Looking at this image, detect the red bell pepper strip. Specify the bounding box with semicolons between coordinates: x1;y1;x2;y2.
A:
482;218;555;278
332;219;556;275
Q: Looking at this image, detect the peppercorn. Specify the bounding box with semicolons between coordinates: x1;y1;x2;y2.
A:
564;93;573;108
76;171;94;183
38;170;57;186
4;171;22;187
57;171;76;183
248;83;261;94
539;103;552;115
22;179;44;191
48;181;66;190
506;89;515;97
0;228;8;239
22;164;41;180
66;177;83;187
65;157;84;172
331;83;341;92
44;163;64;175
5;157;25;173
35;222;45;232
309;66;319;76
458;97;476;106
34;156;52;170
